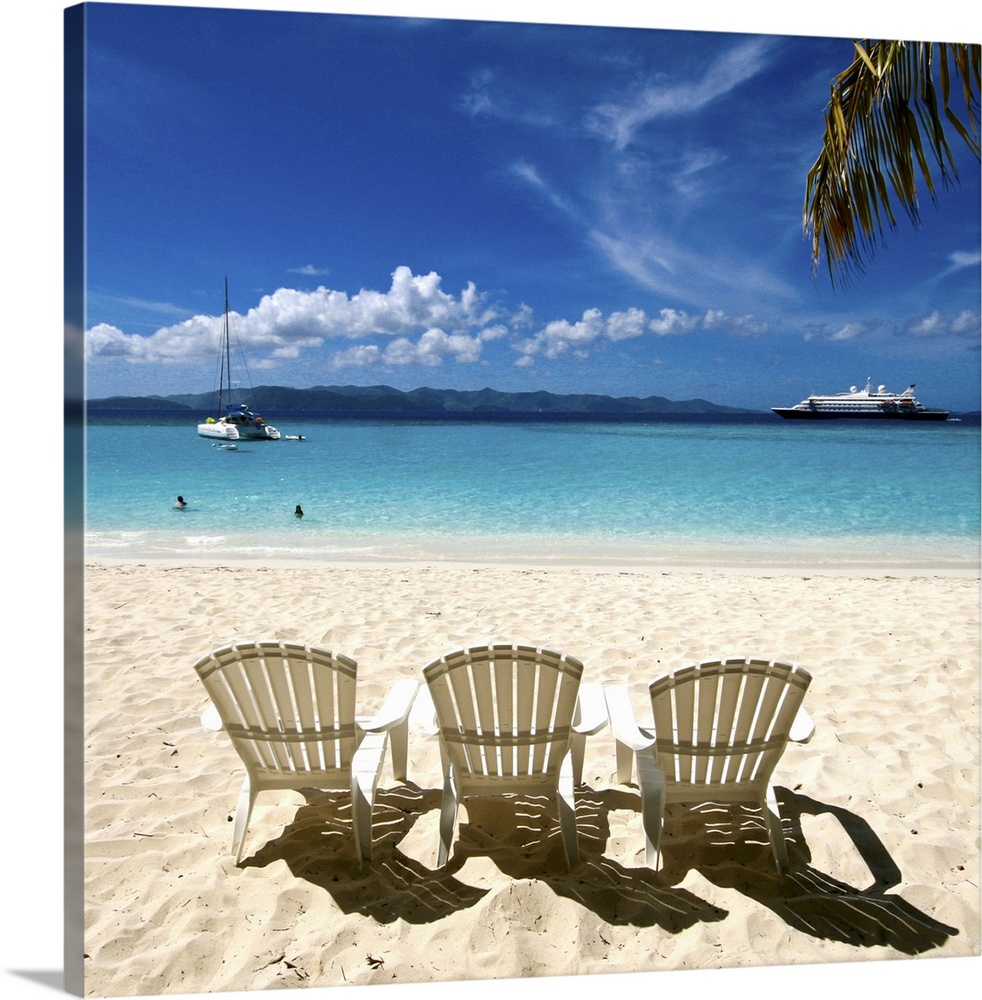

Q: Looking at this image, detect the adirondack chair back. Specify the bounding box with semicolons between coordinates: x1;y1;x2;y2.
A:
424;644;584;789
194;640;360;782
648;658;812;794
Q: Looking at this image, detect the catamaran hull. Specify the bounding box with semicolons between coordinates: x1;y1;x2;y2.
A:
224;422;280;439
197;422;240;440
238;428;281;440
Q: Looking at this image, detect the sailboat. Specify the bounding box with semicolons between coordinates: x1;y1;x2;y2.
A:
196;280;281;442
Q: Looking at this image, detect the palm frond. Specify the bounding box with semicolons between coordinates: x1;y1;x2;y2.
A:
804;40;980;286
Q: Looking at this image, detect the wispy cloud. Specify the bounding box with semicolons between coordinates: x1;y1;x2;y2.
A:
948;250;981;271
671;148;728;200
457;68;558;128
583;37;774;151
590;228;795;305
493;36;789;306
509;160;581;221
86;292;191;320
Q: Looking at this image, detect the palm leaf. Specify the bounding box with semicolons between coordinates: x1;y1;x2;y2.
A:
804;40;980;286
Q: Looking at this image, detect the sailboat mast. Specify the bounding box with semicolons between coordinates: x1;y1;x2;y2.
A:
220;277;232;416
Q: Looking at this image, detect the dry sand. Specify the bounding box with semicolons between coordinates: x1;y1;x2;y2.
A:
79;560;980;997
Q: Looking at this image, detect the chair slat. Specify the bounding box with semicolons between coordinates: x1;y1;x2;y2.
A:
532;650;560;774
714;663;745;783
494;655;515;776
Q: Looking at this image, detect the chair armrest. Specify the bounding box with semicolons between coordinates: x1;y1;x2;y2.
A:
573;682;609;736
790;706;816;744
603;684;655;752
358;678;420;733
409;685;439;736
200;704;223;732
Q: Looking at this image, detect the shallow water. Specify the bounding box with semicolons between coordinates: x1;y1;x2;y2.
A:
83;415;981;568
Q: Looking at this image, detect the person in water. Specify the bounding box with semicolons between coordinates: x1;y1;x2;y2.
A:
295;505;304;517
175;495;188;508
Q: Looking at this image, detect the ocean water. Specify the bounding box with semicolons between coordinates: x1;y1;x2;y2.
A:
83;415;981;570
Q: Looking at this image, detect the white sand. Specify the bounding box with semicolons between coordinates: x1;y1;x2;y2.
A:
78;561;980;997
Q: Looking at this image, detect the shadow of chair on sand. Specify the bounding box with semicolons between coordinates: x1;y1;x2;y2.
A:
651;787;959;955
239;778;959;954
465;784;730;932
243;782;726;932
243;784;488;923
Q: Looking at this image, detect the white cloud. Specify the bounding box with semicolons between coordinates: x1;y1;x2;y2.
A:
952;309;982;336
511;303;535;329
86;266;501;367
516;307;649;360
906;311;947;338
330;344;382;367
289;264;331;276
703;309;769;337
803;320;872;343
514;304;768;364
384;329;485;366
329;328;488;369
605;307;648;341
648;308;699;336
906;309;981;339
647;307;768;338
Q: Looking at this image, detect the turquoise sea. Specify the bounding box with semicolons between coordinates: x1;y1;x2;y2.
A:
82;415;981;570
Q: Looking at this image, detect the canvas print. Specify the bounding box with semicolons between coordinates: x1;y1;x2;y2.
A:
64;2;979;997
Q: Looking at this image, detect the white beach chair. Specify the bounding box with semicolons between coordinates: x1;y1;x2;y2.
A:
605;657;814;873
421;643;607;869
194;640;418;866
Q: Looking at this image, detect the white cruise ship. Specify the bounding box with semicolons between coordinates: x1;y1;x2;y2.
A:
772;378;949;421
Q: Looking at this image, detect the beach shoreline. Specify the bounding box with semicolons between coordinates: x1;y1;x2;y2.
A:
82;548;982;576
77;559;981;997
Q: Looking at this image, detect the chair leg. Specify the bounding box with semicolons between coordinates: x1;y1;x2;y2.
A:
763;784;790;874
389;720;409;784
635;749;665;870
350;773;378;867
615;738;635;786
557;753;579;869
351;731;387;867
436;766;459;868
570;731;586;787
231;774;257;865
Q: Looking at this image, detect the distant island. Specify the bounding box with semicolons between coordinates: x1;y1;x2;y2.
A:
84;383;759;419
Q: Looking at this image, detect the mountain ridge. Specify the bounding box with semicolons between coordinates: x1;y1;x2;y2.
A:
86;383;757;415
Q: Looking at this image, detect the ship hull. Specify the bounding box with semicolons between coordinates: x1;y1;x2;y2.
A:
772;408;949;421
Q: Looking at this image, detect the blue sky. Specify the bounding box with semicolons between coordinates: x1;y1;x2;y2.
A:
74;4;980;412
